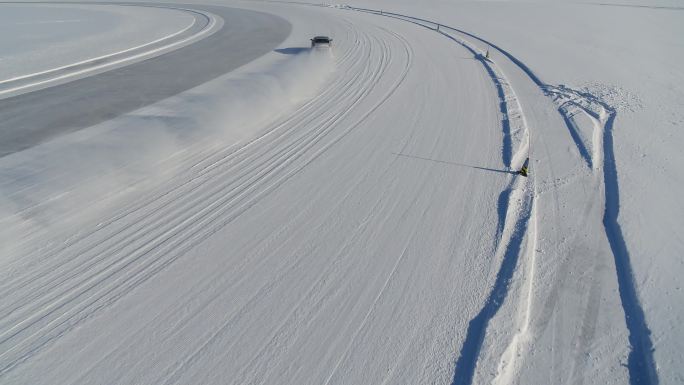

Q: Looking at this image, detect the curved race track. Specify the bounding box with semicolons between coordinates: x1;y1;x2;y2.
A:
3;2;507;384
0;1;631;385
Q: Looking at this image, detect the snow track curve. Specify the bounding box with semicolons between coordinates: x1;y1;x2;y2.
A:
342;5;655;385
0;1;641;385
0;15;401;374
0;2;519;383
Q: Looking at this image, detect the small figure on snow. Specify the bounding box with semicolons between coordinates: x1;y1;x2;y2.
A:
518;157;530;177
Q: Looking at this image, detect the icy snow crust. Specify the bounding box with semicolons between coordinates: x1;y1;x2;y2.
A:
0;5;288;157
0;1;681;385
0;3;195;82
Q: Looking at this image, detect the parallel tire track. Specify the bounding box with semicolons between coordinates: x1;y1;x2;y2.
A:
0;15;403;377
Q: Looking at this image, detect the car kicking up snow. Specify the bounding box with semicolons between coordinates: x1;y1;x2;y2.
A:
310;35;332;48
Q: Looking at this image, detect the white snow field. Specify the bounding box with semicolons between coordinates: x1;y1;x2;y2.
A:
0;0;682;384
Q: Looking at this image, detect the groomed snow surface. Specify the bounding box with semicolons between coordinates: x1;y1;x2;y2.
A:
0;1;682;384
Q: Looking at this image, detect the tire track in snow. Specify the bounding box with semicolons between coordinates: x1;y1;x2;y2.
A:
159;25;414;385
0;15;361;310
341;6;535;385
0;69;368;333
0;18;362;304
544;84;658;385
0;14;398;376
156;24;405;385
442;28;658;385
343;6;657;385
344;7;530;168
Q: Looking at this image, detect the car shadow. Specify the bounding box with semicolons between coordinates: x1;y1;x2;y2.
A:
274;47;310;55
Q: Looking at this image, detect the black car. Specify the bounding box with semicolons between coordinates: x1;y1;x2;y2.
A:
311;36;332;48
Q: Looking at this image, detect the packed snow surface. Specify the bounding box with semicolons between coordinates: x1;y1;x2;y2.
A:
0;1;681;384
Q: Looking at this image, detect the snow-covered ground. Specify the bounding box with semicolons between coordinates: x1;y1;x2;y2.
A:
336;2;684;382
0;1;681;384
